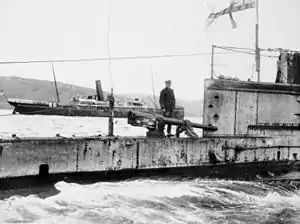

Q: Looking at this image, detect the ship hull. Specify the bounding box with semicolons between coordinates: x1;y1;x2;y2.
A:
8;100;185;119
0;160;299;192
0;135;299;192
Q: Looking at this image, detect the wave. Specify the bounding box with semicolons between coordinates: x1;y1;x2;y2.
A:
0;179;299;224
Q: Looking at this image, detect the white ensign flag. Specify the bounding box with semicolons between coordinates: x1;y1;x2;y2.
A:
207;0;256;28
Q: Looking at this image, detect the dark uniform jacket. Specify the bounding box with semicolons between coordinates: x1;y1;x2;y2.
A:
159;87;176;111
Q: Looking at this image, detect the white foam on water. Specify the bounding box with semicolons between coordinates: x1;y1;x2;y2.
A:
1;180;300;224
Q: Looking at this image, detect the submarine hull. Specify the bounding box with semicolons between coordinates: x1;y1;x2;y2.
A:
1;160;299;191
0;136;299;191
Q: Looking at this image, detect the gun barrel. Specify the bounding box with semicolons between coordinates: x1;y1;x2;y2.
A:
127;111;217;131
128;111;158;120
162;117;217;131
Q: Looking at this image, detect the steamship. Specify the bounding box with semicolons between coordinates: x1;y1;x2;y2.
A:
7;80;185;119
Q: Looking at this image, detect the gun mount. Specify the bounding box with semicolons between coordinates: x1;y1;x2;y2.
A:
127;111;218;138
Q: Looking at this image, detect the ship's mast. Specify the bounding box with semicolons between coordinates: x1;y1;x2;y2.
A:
210;45;215;79
51;62;60;103
150;66;158;111
255;0;260;82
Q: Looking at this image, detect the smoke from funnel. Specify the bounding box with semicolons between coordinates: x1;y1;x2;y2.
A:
95;80;104;101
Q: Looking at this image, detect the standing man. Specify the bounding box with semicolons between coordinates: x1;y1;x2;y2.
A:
159;80;176;136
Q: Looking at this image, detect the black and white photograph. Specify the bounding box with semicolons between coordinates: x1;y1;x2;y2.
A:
0;0;299;223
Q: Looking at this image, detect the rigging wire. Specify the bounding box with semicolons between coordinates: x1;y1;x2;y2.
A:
216;46;278;58
214;45;254;52
0;51;255;65
214;45;290;55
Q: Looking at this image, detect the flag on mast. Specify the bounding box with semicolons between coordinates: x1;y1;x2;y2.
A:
207;0;256;28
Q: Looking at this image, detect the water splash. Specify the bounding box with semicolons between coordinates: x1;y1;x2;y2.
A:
0;179;299;224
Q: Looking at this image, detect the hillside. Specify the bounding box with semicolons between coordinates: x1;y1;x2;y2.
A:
0;76;203;117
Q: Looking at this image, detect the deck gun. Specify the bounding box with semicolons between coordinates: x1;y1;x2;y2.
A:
127;111;218;138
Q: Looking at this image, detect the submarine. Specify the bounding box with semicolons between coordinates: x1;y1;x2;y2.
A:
0;49;300;191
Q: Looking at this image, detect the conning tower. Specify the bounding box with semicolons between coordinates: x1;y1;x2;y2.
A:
202;78;300;137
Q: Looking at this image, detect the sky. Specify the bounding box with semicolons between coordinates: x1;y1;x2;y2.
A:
0;0;299;101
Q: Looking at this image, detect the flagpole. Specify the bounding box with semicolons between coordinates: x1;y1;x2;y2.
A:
255;0;260;82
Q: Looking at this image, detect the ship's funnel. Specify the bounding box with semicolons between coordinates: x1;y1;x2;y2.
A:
95;80;104;101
